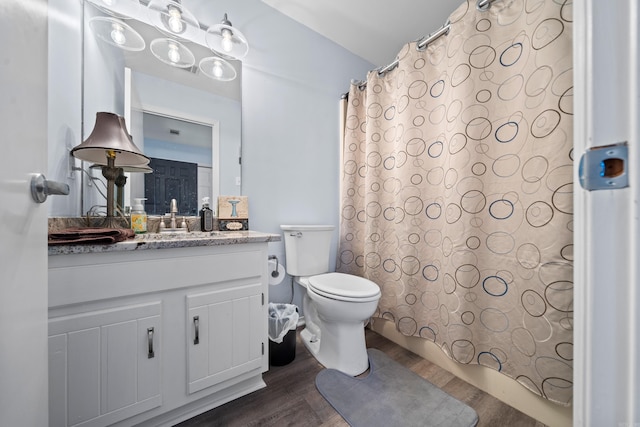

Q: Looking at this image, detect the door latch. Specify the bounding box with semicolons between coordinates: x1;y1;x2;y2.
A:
578;142;628;191
30;173;70;203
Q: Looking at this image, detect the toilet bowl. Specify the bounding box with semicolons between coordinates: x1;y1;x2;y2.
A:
281;225;381;376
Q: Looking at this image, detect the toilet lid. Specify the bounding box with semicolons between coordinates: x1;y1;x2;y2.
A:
308;272;380;299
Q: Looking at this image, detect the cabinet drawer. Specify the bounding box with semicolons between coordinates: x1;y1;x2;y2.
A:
49;245;265;308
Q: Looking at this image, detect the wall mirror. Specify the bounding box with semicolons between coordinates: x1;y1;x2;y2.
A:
80;0;242;217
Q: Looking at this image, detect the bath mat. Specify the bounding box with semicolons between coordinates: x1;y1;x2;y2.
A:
315;348;478;427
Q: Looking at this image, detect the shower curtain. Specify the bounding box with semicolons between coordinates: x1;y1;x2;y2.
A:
337;0;573;405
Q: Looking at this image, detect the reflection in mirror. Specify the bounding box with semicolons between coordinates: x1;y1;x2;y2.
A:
78;0;242;218
137;112;212;216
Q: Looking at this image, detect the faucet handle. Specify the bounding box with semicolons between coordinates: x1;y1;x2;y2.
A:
170;199;178;213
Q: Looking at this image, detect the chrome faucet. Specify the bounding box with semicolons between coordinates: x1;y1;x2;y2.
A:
169;199;178;229
158;199;187;233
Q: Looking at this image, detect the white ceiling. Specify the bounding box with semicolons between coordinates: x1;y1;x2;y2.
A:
261;0;464;66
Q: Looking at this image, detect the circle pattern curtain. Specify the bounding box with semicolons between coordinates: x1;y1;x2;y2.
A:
337;0;573;406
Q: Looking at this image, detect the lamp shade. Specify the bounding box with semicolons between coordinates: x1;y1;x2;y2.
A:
205;14;249;60
121;164;154;173
147;0;199;40
150;38;195;68
72;112;149;167
199;56;236;81
90;163;153;173
89;16;146;51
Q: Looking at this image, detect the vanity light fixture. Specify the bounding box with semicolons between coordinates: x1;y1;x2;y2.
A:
205;13;249;60
88;16;146;51
150;38;196;68
199;56;237;82
72;112;149;225
147;0;199;40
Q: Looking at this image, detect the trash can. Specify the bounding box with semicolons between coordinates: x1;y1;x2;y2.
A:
268;303;299;366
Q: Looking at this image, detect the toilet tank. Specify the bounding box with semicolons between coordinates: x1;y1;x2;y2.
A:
281;225;335;276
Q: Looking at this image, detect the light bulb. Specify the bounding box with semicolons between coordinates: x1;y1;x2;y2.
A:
221;28;233;52
167;43;181;63
167;6;184;33
110;23;126;45
212;61;223;78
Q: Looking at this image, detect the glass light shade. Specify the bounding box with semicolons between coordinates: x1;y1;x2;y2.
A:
85;0;141;19
89;16;145;51
72;112;149;167
150;38;196;68
199;56;237;82
147;0;199;40
205;15;249;60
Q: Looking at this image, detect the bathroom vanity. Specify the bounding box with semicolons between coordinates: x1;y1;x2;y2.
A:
48;231;280;427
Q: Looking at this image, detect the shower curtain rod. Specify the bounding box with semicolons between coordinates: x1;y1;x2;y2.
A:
376;21;451;76
341;0;496;98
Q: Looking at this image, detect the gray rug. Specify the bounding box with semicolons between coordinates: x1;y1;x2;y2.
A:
315;348;478;427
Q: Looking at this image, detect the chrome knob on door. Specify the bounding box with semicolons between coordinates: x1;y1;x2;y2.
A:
30;173;69;203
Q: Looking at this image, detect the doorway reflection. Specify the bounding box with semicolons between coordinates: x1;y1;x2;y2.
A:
140;112;212;216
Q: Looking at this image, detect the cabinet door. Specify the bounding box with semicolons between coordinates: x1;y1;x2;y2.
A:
187;283;264;394
49;302;161;427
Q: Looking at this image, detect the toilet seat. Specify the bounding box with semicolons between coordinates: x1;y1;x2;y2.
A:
308;272;380;303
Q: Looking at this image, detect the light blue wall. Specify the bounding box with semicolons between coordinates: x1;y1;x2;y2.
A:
213;1;374;304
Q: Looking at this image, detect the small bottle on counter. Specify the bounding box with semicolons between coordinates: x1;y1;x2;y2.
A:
200;197;213;232
131;198;148;234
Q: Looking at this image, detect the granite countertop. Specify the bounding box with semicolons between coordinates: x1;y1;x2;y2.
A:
48;230;281;256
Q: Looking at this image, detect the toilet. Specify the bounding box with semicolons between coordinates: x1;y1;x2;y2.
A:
280;225;381;376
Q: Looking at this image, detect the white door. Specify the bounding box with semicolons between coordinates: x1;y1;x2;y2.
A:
0;1;49;426
574;0;640;425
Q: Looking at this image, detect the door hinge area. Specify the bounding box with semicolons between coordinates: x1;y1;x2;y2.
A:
262;293;265;306
262;342;265;355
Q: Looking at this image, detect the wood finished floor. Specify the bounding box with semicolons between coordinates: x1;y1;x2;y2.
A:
176;328;547;427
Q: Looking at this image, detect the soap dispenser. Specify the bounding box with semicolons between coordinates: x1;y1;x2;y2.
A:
131;197;147;234
200;197;213;232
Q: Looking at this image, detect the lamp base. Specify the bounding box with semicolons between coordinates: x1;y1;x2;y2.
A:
86;215;129;229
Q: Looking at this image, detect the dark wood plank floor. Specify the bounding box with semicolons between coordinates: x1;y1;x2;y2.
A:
176;328;546;427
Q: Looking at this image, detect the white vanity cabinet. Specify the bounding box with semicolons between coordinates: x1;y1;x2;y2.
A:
48;302;162;427
48;237;275;427
187;283;264;394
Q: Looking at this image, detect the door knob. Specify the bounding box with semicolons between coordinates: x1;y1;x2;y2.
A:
30;173;70;203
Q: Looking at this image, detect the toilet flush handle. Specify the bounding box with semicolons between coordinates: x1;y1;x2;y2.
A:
290;232;303;238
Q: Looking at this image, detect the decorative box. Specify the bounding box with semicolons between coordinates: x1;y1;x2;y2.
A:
217;196;249;231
